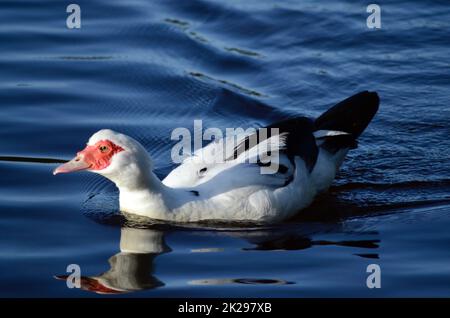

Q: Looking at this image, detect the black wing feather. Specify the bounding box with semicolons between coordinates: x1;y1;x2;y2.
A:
229;117;318;173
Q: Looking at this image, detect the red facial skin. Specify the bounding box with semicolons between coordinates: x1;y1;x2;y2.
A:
78;140;124;170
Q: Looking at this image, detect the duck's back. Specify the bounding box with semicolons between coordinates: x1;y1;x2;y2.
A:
163;91;379;222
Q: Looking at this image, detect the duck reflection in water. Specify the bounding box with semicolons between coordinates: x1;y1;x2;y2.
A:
56;227;170;294
55;221;379;294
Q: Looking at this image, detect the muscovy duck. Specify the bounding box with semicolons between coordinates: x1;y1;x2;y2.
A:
54;91;379;223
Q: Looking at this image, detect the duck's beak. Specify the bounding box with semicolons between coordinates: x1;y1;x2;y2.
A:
53;156;91;175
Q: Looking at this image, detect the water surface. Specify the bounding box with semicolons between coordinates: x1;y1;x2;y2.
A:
0;0;449;297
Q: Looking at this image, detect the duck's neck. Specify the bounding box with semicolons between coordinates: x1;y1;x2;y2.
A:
105;164;183;220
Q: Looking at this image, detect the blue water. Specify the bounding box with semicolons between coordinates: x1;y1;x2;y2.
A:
1;0;449;297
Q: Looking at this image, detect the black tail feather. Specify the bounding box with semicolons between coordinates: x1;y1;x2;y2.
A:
314;91;379;153
315;91;379;138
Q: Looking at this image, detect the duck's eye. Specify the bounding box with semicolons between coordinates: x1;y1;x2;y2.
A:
198;167;207;176
99;145;109;153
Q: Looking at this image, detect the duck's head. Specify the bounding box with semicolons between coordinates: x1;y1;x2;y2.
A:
53;129;153;187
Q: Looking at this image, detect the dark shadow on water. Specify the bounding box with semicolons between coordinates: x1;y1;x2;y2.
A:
0;156;67;164
243;235;380;251
354;253;379;259
190;278;295;286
